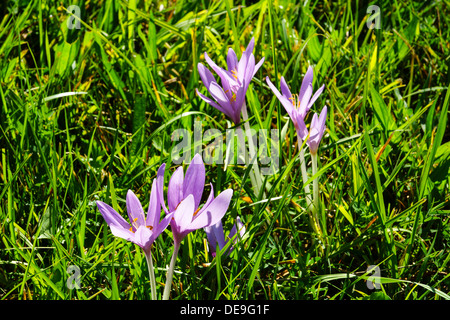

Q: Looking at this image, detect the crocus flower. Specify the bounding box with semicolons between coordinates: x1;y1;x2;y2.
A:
96;176;172;300
96;181;172;254
159;153;234;299
299;106;328;155
157;153;233;245
205;216;246;257
196;37;264;124
265;66;324;141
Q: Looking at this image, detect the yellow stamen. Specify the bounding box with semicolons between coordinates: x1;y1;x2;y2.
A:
193;207;201;216
146;225;153;230
231;69;238;80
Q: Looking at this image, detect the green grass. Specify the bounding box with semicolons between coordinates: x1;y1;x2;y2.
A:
0;0;449;300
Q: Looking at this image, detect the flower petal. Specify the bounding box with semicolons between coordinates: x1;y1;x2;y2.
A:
306;84;325;111
168;166;184;212
172;194;196;241
189;189;233;230
299;66;314;101
227;48;238;72
96;201;131;230
280;76;292;100
196;89;233;120
266;76;295;120
198;62;217;88
183;153;205;209
126;190;146;230
134;225;153;250
156;163;168;214
146;179;161;228
109;224;135;242
298;84;313;118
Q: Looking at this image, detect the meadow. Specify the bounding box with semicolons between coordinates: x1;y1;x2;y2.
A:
0;0;449;300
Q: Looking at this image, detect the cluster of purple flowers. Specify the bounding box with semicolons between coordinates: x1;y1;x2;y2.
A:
96;38;327;299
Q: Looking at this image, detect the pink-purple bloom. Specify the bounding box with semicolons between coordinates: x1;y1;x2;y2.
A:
299;106;327;155
196;37;265;124
205;216;246;257
96;179;172;255
266;66;325;141
157;153;233;245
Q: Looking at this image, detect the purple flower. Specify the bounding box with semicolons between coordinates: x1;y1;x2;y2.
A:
205;216;246;257
157;153;233;245
96;178;172;254
266;66;324;140
196;37;265;124
300;106;327;155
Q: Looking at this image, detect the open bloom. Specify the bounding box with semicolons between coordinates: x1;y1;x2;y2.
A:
96;179;173;254
205;216;246;257
299;106;327;155
196;37;264;124
157;153;233;245
266;66;324;140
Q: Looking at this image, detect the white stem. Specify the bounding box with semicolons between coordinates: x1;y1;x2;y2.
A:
298;143;312;209
236;126;258;190
162;242;180;300
144;249;157;300
241;102;263;195
311;152;319;223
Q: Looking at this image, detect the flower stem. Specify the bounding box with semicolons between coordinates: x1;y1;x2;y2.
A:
311;152;320;226
241;101;263;195
144;249;157;300
299;143;322;243
298;143;312;210
163;241;180;300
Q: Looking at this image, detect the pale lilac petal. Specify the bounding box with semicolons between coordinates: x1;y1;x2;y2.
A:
173;194;196;241
196;183;215;217
109;224;135;242
299;66;314;101
298;84;313;118
196;89;234;120
318;105;328;129
183;153;205;209
198;63;217;88
213;220;227;249
154;211;174;237
245;37;255;55
266;76;295;120
204;224;218;254
237;49;250;83
126;190;145;230
208;82;233;111
295;113;309;141
306;84;325;111
97;201;131;230
189;189;233;230
205;52;235;86
280;76;292;99
156;163;168;214
243;54;255;91
168;166;184;212
146;179;160;228
227;48;238;72
134;225;153;250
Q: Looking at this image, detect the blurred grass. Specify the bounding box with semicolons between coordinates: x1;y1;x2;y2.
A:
0;0;449;300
